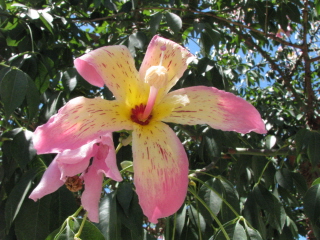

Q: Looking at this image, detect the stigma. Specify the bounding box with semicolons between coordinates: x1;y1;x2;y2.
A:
131;104;152;125
144;45;168;90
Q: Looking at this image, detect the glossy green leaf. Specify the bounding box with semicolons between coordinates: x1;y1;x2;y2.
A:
118;192;143;239
26;77;40;120
165;12;182;34
97;192;121;240
116;182;133;216
304;184;320;239
46;219;105;240
275;168;293;191
285;3;301;23
5;168;40;231
149;12;163;35
292;172;308;195
253;184;286;233
265;135;277;149
199;178;223;216
39;12;54;34
215;221;247;240
0;69;28;119
14;198;51;240
10;129;36;169
62;68;78;92
307;131;320;166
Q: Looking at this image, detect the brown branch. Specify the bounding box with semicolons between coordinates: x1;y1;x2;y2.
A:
73;6;302;49
227;147;296;157
310;55;320;63
224;22;303;104
302;0;316;129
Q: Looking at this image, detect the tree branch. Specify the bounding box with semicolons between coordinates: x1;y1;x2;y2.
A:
73;6;302;49
227;147;296;157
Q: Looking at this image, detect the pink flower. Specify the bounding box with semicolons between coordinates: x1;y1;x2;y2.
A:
29;133;122;222
32;36;266;223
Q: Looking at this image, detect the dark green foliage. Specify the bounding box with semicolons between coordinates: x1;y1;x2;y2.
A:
0;0;319;239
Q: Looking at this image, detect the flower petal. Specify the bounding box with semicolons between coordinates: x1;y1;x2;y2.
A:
29;160;64;201
33;97;133;154
161;86;267;134
81;164;104;223
139;36;194;99
96;134;122;182
74;46;141;102
132;122;189;223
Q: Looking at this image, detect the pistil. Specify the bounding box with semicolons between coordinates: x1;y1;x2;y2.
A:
142;45;168;120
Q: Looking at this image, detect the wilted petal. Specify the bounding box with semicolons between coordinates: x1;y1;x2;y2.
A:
33;97;133;154
75;46;141;102
132;122;189;223
29;160;64;201
139;36;194;100
161;86;267;134
81;164;104;223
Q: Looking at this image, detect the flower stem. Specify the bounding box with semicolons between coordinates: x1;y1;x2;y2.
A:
74;212;88;239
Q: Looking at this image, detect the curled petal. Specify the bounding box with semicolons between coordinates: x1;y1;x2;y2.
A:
139;36;195;100
132;122;189;223
74;46;141;102
81;164;104;223
97;134;122;182
29;160;64;201
33;97;133;154
161;86;267;134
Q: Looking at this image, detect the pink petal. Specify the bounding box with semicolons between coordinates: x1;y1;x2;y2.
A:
96;134;122;182
29;160;64;201
132;122;189;223
33;97;133;154
74;46;142;102
139;36;194;99
81;164;104;223
161;86;267;134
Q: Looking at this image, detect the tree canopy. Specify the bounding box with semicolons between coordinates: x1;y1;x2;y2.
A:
0;0;320;239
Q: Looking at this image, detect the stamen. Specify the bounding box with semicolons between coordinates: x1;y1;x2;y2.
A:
141;45;168;121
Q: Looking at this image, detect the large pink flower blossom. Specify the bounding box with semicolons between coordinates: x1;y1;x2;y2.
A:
32;36;266;223
29;134;122;222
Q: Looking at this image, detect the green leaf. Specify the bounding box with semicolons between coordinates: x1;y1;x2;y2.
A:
116;182;133;216
10;129;36;169
205;27;221;51
304;184;320;239
275;168;293;191
0;68;28;119
39;12;54;34
295;128;309;154
253;184;285;233
149;12;162;35
292;172;308;195
129;32;147;50
5;168;40;231
46;219;105;240
316;0;320;16
199;178;223;216
307;131;320;166
243;192;266;239
97;192;121;240
14;198;51;240
165;12;182;34
215;221;247;240
62;68;78;92
265;135;277;149
285;3;301;23
117;192;143;239
25;77;40;120
244;224;263;240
